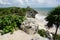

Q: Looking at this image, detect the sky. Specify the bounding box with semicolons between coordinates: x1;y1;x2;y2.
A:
0;0;60;8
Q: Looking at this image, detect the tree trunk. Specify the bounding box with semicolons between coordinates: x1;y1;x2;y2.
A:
53;26;59;40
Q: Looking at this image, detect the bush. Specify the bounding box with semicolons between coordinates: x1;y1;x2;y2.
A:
0;14;26;35
56;35;60;40
38;29;60;40
52;34;60;40
0;7;27;16
0;7;35;16
38;29;47;37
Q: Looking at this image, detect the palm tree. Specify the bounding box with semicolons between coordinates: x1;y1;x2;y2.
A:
45;6;60;40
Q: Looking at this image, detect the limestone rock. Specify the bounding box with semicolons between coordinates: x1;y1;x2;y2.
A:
21;18;39;34
26;9;38;18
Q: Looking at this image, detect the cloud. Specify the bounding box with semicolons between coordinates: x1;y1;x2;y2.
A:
37;0;45;4
0;0;11;4
36;0;60;7
0;0;60;7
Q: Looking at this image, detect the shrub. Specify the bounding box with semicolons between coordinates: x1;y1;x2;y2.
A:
38;29;47;37
38;29;60;40
56;35;60;40
0;7;27;16
0;14;26;35
52;34;60;40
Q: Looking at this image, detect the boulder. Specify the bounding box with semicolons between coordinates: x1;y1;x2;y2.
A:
26;9;38;18
21;18;39;34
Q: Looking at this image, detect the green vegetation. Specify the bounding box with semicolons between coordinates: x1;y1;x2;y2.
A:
0;7;34;35
55;35;60;40
0;6;37;35
0;14;25;35
0;7;31;35
38;29;60;40
38;29;47;37
0;7;32;16
45;6;60;40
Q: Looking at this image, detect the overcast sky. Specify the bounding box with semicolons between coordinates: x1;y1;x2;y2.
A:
0;0;60;8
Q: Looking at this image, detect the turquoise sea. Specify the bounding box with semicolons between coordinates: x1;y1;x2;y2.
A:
33;8;54;16
33;8;53;12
